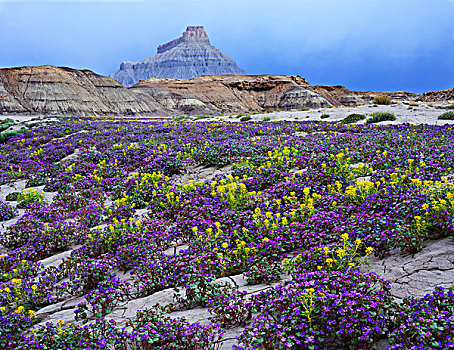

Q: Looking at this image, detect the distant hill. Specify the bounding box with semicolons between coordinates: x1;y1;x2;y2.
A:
111;26;247;87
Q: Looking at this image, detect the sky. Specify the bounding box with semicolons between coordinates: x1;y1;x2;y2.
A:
0;0;453;93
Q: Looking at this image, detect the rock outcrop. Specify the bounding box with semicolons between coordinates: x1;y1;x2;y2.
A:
112;26;247;86
417;87;454;102
0;65;166;116
0;67;331;116
353;90;420;102
131;74;331;113
366;238;454;299
2;65;435;117
310;85;365;106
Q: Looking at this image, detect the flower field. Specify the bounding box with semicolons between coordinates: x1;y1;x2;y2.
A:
0;116;453;349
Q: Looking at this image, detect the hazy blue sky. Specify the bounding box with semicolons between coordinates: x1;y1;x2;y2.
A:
0;0;453;93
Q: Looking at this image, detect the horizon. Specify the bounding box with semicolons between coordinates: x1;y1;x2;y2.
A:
0;0;453;94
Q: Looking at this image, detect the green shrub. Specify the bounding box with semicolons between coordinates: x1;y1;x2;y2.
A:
320;114;330;119
341;113;366;124
0;119;16;132
366;112;397;124
409;103;418;107
240;116;252;122
373;96;392;105
263;116;271;122
0;118;15;125
16;189;46;208
446;104;454;110
5;192;20;201
194;115;210;120
25;177;47;188
0;124;14;132
300;107;310;111
438;111;454;120
0;130;28;144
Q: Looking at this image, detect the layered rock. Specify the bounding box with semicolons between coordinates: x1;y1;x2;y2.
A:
0;67;331;116
131;74;330;113
353;90;420;102
0;66;167;116
2;65;432;117
112;26;247;86
417;87;454;102
310;85;364;106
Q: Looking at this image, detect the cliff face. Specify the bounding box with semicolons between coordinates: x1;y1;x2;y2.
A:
0;67;333;116
1;65;428;117
112;26;247;86
0;66;167;116
310;85;364;106
130;74;330;113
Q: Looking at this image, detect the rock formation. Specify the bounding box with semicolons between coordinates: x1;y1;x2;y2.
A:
310;85;364;106
112;26;247;86
0;65;166;116
132;74;331;113
0;67;331;116
3;65;439;117
353;90;420;102
417;87;454;102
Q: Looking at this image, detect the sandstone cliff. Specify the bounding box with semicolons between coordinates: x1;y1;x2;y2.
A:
112;26;247;86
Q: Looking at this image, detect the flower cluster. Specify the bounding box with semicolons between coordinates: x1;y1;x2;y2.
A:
0;117;453;348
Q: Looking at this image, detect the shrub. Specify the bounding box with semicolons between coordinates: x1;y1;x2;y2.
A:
0;123;14;133
366;112;396;124
25;176;47;188
438;111;454;120
320;114;330;119
0;118;15;125
240;116;252;122
263;116;271;122
373;95;392;105
0;130;28;144
0;118;15;132
300;107;310;111
5;192;19;201
341;113;366;124
446;104;454;110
